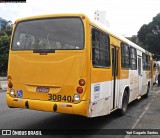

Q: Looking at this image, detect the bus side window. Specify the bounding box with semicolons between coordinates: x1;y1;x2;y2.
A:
121;43;129;69
92;29;100;66
92;28;110;68
130;47;137;70
142;53;150;70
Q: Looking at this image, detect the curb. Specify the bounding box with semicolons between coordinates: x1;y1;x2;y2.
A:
0;77;7;91
0;81;7;91
0;77;7;81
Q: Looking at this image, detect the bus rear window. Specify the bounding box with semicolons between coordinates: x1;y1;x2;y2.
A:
12;17;84;50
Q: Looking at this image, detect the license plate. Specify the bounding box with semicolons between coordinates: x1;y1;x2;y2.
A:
36;87;50;93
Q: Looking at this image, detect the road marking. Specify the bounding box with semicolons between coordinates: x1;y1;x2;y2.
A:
124;90;160;138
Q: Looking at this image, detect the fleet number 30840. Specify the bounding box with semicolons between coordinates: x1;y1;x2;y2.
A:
48;94;72;102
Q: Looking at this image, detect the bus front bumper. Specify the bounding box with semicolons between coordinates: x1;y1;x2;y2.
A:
6;94;89;117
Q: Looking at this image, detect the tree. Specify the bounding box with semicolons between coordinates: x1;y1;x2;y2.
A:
0;21;13;76
137;13;160;55
126;35;146;50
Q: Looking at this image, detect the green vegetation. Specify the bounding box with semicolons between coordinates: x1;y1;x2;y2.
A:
0;21;13;76
137;13;160;55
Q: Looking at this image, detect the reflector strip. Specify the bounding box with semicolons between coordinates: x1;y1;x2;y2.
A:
13;99;18;102
66;104;72;107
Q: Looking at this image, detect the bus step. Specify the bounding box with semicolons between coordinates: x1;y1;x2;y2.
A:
137;96;141;100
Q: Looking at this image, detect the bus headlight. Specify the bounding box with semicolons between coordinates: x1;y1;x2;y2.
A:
74;94;80;101
10;89;15;95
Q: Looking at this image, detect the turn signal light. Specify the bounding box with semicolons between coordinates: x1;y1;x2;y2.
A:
79;79;85;86
8;75;12;82
76;87;83;94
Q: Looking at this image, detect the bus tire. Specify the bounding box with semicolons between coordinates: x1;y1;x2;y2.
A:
144;85;150;98
118;91;129;116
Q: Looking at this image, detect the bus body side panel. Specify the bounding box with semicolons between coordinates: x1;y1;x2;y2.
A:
128;70;139;102
142;72;151;95
117;70;129;109
89;28;112;117
141;55;152;96
89;34;125;117
90;69;112;117
128;49;139;102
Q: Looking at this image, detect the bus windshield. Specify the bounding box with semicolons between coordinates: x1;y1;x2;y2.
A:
12;17;84;50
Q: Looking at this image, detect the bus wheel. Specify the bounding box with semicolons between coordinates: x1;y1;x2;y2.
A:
118;91;129;116
144;85;150;98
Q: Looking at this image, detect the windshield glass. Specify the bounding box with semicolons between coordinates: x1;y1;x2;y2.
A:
12;17;84;50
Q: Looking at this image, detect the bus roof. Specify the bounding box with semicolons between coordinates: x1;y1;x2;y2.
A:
89;18;148;54
14;13;87;23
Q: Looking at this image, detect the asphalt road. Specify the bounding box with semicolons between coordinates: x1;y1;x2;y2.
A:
0;87;159;138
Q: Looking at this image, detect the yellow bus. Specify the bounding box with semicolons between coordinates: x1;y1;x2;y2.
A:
6;14;152;117
151;60;160;86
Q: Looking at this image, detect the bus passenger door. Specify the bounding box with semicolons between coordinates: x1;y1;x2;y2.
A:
138;57;143;95
111;46;119;110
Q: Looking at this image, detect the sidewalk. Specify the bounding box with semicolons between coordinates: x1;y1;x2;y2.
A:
0;77;7;91
133;87;160;129
125;87;160;138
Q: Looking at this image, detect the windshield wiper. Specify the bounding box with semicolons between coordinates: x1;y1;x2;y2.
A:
33;49;55;53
